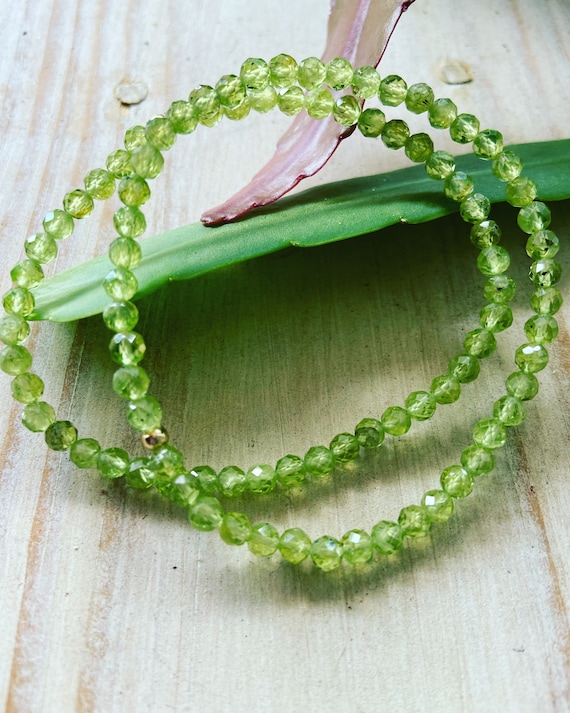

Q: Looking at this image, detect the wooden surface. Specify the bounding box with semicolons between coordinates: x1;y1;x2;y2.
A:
1;1;569;711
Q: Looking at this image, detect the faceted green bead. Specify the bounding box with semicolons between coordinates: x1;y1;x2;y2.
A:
310;535;343;572
189;85;222;126
472;129;503;159
106;149;133;178
378;75;407;106
189;496;224;531
440;465;473;498
421;489;454;523
124;125;147;150
11;259;44;289
22;401;56;432
297;56;326;90
518;202;551;234
357;108;386;138
449;113;480;143
325;57;353;90
464;328;496;359
444;171;474;201
240;57;270;90
269;54;298;88
492;150;523;181
472;418;507;450
103;301;139;333
529;259;562;287
341;529;373;565
405;391;436;421
130;144;164;178
515;343;549;373
220;511;252;546
279;528;311;564
477;245;510;276
493;395;526;427
506;371;539;401
524;314;558;344
167;100;198;134
381;406;411;436
398;505;430;538
170;472;201;506
329;432;360;463
149;444;185;481
479;302;513;333
127;395;163;431
45;420;77;451
11;372;44;403
505;176;537;207
215;74;246;109
113;206;146;238
248;522;280;557
63;189;94;219
483;275;516;304
371;520;404;555
306;88;334;119
109;237;142;270
448;354;480;383
470;220;501;249
526;230;559;260
405;82;434;114
108;332;146;366
277;87;305;116
84;168;116;199
428;98;457;129
25;233;58;264
333;95;361;127
246;463;276;494
97;448;129;479
126;458;155;490
247;86;278;113
0;315;30;345
304;445;336;477
223;99;250;121
118;176;151;207
43;209;74;239
405;133;434;163
430;374;461;404
275;454;306;487
351;65;380;99
103;267;138;301
425;150;455;179
190;465;218;495
218;465;247;497
381;119;410;150
3;287;34;317
460;193;491;223
531;287;563;315
460;445;494;476
355;417;385;448
112;365;149;400
145;116;175;150
0;345;32;375
70;438;101;468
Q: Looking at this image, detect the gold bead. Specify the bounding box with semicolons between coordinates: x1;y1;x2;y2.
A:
142;427;168;449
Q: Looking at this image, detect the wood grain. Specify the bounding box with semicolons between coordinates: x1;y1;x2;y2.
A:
0;1;569;711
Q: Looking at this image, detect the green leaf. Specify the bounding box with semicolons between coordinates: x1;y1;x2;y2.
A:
32;139;570;322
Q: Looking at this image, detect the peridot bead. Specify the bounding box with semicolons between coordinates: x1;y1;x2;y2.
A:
525;230;559;260
124;125;147;150
149;444;185;481
11;372;44;403
189;496;224;531
341;529;373;565
189;465;218;494
279;527;311;564
421;489;454;522
381;405;411;436
355;417;385;447
506;371;539;401
530;287;562;315
405;82;434;113
477;245;510;276
97;448;129;479
492;150;523;181
118;176;151;207
381;119;410;149
325;57;353;90
10;259;44;289
112;365;149;400
0;315;30;345
189;85;222;126
304;445;335;477
126;458;155;490
398;505;430;538
529;259;562;287
329;432;360;463
3;286;34;317
277;87;305;116
430;374;461;404
275;454;306;487
425;150;455;179
459;193;490;223
146;116;176;150
514;343;549;373
524;314;558;344
43;209;74;239
428;98;457;129
517;202;551;234
448;354;480;383
269;54;298;88
470;220;501;249
472;129;503;159
106;149;133;178
108;332;146;366
103;267;138;301
215;74;246;109
440;465;473;498
472;418;507;449
22;401;56;432
449;113;480;143
246;463;276;494
378;75;407;106
0;345;32;375
505;176;537;207
444;171;474;201
297;56;326;90
493;395;526;427
167;100;198;134
371;520;403;555
248;522;280;557
25;233;58;264
70;438;101;468
357;108;386;138
483;275;516;303
218;465;247;497
405;391;436;421
127;395;163;431
63;189;94;219
463;328;496;359
109;237;142;270
84;168;116;199
170;472;201;506
223;100;250;121
404;133;434;163
310;535;343;571
220;511;252;545
351;65;380;99
479;302;513;332
460;445;495;476
130;144;164;179
306;88;334;119
45;420;78;451
113;206;146;238
240;58;270;90
103;301;139;333
247;86;278;113
332;95;361;127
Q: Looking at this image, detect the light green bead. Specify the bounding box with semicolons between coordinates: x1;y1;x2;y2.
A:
248;522;280;557
357;108;386;138
405;133;434;163
124;125;146;150
524;314;558;344
428;98;457;128
189;496;224;531
306;88;334;119
506;371;539;401
440;465;473;498
470;220;501;249
189;85;222;126
223;100;250;121
11;261;44;292
381;119;410;149
166;100;198;134
297;56;326;90
247;86;278;113
103;267;138;301
430;374;461;404
43;209;74;239
477;245;510;276
108;332;146;366
103;301;139;333
460;445;495;476
472;129;503;159
425;150;455;179
526;230;559;260
25;233;58;264
310;535;343;572
518;202;551;234
45;420;77;451
464;329;496;359
112;365;149;399
277;86;305;116
246;463;276;494
351;65;380;99
449;113;480;143
0;315;29;345
405;83;434;113
22;401;56;432
127;395;163;431
118;176;151;207
240;57;270;90
170;472;201;506
492;150;523;181
113;206;146;238
448;354;480;383
106;149;133;178
97;448;129;479
11;372;44;403
493;395;526;427
279;528;311;564
378;75;407;106
341;529;373;565
355;417;385;447
70;438;101;468
505;176;537;207
325;57;353;90
63;189;94;219
84;168;116;199
269;54;298;88
190;465;218;495
460;193;491;223
398;505;430;538
479;302;513;332
371;520;404;555
0;345;32;375
421;489;454;523
275;454;306;487
483;275;516;303
381;405;411;436
220;511;252;545
333;95;361;126
130;144;164;179
304;445;336;477
215;74;246;109
531;287;563;315
472;418;507;449
218;465;247;497
109;237;142;270
126;458;155;490
444;171;474;201
3;287;34;317
529;259;562;287
515;343;549;373
149;444;185;481
405;391;436;421
329;432;360;463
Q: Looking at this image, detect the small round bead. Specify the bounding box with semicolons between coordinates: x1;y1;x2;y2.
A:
45;420;77;451
371;520;404;555
103;268;138;301
405;391;436;421
0;345;32;375
269;54;298;88
398;505;430;538
472;418;507;449
189;465;218;495
479;303;513;332
127;395;163;431
472;129;503;159
470;220;501;249
440;465;473;498
109;237;142;270
325;57;353;90
3;287;34;317
108;332;146;366
189;85;222;126
444;172;474;201
477;245;510;276
25;233;58;264
170;472;200;506
215;74;246;109
526;230;559;260
425;150;455;179
97;448;130;479
11;259;44;289
124;125;147;150
460;445;495;476
277;87;305;116
106;150;133;178
84;168;116;199
448;354;480;383
378;75;407;106
224;98;251;121
506;371;539;401
449;113;480;143
240;57;270;90
246;463;276;494
514;343;549;373
22;401;56;432
275;454;306;487
492;150;523;181
421;489;454;523
460;193;491;223
113;206;146;238
381;119;410;150
63;189;94;219
149;444;185;481
43;209;74;239
304;445;336;477
247;86;278;113
357;108;386;138
405;82;434;114
130;144;164;179
517;202;551;234
355;417;385;447
126;458;155;490
404;133;434;163
430;374;461;404
218;465;247;497
0;315;30;345
341;529;373;565
189;496;224;531
112;365;150;400
493;395;526;427
530;287;563;315
381;406;411;436
524;314;558;344
167;100;198;134
310;536;344;571
428;98;457;128
351;65;380;99
279;528;311;564
329;432;360;463
70;438;101;468
463;328;496;359
505;176;537;207
305;88;334;119
529;259;562;288
332;95;361;127
248;523;280;557
11;372;44;403
297;56;326;90
103;301;139;333
118;176;151;207
483;275;516;304
220;512;252;546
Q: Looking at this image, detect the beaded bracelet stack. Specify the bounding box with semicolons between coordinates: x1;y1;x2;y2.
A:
0;54;562;571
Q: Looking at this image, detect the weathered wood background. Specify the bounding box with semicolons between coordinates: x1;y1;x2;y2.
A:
1;1;569;711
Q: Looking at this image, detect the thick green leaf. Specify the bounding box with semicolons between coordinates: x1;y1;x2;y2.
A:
32;139;570;322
